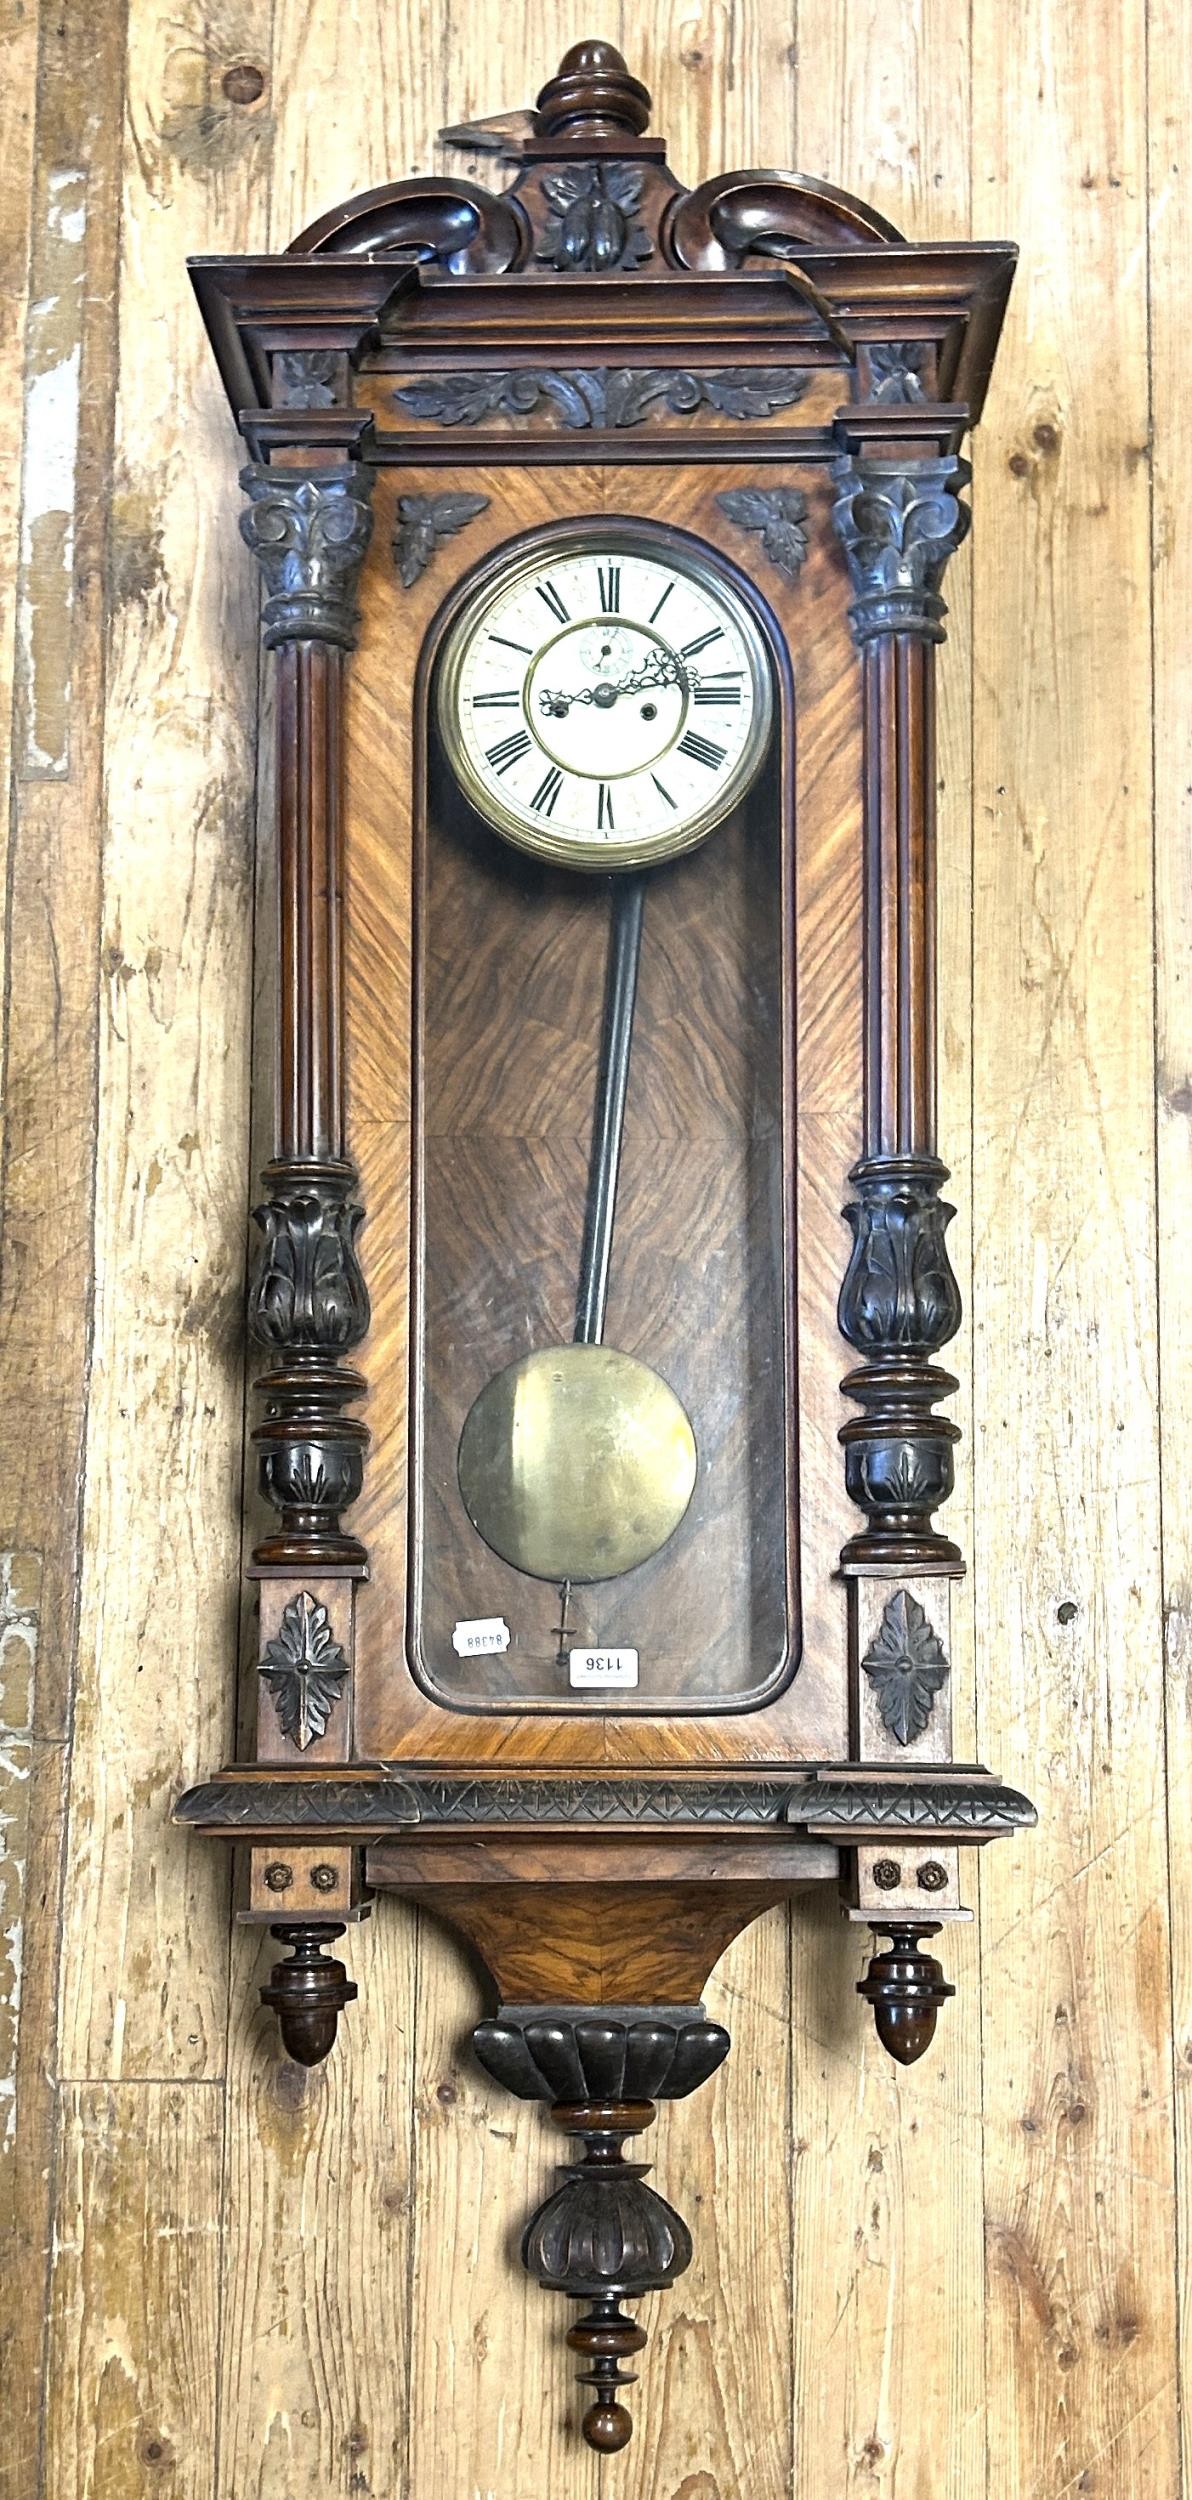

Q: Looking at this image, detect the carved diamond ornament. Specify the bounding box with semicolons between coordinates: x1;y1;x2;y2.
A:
259;1591;348;1751
862;1588;950;1745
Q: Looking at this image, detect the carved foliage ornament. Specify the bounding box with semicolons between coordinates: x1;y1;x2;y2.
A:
715;485;809;582
392;490;490;588
838;1158;962;1356
239;464;375;649
863;341;931;404
862;1588;950;1745
831;453;971;642
392;365;811;432
259;1591;348;1750
535;161;652;272
249;1166;369;1352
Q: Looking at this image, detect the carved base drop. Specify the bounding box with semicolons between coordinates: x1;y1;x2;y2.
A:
857;1922;955;2065
473;2005;729;2447
260;1922;357;2065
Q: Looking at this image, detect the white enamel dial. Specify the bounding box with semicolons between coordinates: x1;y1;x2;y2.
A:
436;529;772;869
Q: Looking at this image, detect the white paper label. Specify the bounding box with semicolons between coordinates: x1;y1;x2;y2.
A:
568;1646;639;1690
451;1616;511;1658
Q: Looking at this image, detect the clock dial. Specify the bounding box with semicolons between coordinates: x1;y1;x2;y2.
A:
436;529;772;869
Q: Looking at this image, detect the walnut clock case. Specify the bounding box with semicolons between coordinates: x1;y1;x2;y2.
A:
177;41;1036;2457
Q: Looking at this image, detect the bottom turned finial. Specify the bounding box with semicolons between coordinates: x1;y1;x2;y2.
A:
260;1922;357;2065
858;1922;955;2064
523;2099;692;2451
568;2295;647;2451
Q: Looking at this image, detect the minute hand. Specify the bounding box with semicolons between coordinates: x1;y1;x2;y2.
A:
538;655;688;717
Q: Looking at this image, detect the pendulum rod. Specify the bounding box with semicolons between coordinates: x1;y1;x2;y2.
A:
574;873;646;1347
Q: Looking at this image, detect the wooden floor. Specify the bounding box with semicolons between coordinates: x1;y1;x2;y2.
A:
1;2;1187;2493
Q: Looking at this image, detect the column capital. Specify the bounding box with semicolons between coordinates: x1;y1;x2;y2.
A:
239;462;375;650
830;452;971;643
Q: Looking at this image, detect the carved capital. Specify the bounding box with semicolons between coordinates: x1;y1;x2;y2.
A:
831;453;970;641
239;463;375;649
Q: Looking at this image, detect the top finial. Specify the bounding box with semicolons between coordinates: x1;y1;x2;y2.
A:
533;40;652;139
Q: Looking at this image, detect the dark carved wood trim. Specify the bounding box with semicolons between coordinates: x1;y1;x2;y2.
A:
174;1768;1036;1839
392;490;490;587
860;1589;950;1745
258;1592;349;1751
714;485;809;581
390;365;813;431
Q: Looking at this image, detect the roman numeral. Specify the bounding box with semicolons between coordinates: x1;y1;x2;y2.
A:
531;764;564;816
488;632;531;654
472;689;521;708
678;730;726;769
597;783;615;830
486;730;532;774
651;774;676;808
596;563;621;613
693;683;742;705
648;581;674;624
536;578;570;624
680;626;725;659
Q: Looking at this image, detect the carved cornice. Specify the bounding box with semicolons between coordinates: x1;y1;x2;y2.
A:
830;452;971;642
239;463;375;649
391;366;811;432
174;1768;1036;1837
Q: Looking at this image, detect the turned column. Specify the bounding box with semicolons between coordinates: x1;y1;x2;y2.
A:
831;417;973;2054
239;462;375;1570
238;460;376;2059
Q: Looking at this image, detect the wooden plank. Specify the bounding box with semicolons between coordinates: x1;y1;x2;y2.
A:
790;9;984;2495
972;0;1178;2492
43;2083;222;2500
216;1908;419;2500
0;3;128;2488
55;0;274;2082
1148;0;1192;2483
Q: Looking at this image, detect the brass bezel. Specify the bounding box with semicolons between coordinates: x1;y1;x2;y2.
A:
434;523;775;872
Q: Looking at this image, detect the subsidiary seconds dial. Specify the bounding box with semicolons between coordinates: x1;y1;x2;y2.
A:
436;527;773;869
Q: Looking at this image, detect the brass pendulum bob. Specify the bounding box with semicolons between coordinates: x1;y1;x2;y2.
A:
457;872;698;1585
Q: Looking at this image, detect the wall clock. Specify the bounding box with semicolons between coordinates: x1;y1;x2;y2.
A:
178;39;1036;2455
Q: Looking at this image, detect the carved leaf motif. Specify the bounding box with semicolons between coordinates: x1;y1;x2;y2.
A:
862;1588;950;1746
392;490;490;588
696;367;810;419
393;373;514;426
392;366;810;433
259;1591;348;1752
716;484;809;582
536;161;651;273
866;341;930;404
